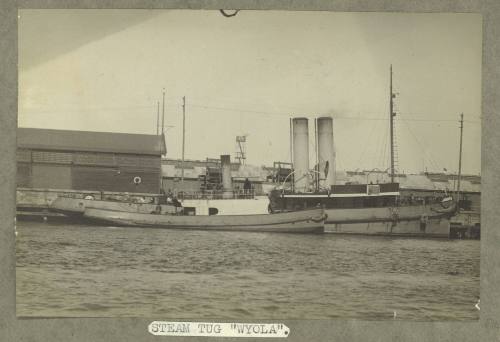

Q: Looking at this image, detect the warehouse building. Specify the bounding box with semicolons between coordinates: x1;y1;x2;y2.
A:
17;128;166;194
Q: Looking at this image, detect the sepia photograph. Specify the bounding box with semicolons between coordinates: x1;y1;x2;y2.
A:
15;9;481;321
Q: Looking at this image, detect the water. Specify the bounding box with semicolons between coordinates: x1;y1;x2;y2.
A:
16;221;480;320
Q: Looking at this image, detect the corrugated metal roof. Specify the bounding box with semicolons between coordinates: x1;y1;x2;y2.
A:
339;172;480;193
399;174;436;190
18;127;166;156
161;165;206;179
397;176;480;193
232;164;270;180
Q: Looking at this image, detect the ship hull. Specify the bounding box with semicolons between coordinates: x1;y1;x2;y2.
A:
83;207;326;233
325;219;450;238
324;205;452;237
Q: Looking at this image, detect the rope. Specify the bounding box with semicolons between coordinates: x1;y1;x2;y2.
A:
219;10;240;17
400;118;441;172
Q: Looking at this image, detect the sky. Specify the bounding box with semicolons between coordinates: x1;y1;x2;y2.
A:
18;10;482;175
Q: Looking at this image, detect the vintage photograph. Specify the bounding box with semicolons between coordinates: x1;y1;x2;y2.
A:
16;9;481;320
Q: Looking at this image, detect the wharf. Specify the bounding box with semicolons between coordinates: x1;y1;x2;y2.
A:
449;210;480;239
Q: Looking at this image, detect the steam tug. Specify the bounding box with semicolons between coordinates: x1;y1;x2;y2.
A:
268;112;455;237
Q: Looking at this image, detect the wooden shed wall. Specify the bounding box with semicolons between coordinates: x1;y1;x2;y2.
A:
16;149;161;193
31;164;72;189
72;166;160;193
17;163;31;188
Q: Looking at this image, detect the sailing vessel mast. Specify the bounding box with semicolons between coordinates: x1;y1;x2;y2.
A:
156;101;160;135
181;96;186;184
456;113;464;207
389;65;396;183
161;89;165;134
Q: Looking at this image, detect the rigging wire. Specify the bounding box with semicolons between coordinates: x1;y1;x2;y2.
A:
371;120;383;170
21;100;481;124
381;119;389;171
376;119;389;171
399;118;442;172
355;119;379;168
188;103;481;123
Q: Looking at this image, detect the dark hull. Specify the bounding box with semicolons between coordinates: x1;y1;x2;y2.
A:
323;204;454;237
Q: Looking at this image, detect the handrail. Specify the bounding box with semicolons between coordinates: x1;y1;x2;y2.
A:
176;189;257;200
281;170;296;194
17;187;164;197
280;169;330;195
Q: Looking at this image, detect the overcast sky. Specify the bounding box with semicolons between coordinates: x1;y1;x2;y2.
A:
18;10;482;174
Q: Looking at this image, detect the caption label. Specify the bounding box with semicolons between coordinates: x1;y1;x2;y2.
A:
148;321;290;338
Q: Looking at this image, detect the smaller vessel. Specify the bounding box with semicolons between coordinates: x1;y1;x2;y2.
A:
83;207;326;233
50;196;180;217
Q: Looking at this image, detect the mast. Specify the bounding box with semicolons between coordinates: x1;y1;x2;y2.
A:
314;118;319;191
161;89;165;135
181;96;186;184
389;65;396;183
156;101;160;135
457;113;464;207
289;117;294;192
289;118;293;164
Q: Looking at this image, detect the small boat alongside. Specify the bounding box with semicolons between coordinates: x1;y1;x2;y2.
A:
83;207;326;233
50;196;180;217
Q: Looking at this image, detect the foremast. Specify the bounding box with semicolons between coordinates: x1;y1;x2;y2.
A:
389;65;397;183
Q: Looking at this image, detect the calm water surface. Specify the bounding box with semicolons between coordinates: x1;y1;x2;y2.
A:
16;221;480;320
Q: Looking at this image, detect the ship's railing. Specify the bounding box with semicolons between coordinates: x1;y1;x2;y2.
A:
16;187;161;207
397;195;454;206
17;187;262;208
176;189;256;200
